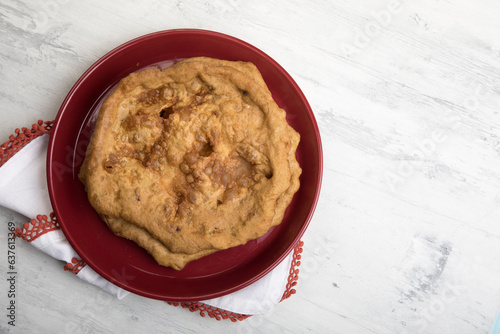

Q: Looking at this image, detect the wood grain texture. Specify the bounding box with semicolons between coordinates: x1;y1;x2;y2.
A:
1;0;500;333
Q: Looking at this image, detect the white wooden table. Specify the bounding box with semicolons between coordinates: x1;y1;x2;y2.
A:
1;1;500;333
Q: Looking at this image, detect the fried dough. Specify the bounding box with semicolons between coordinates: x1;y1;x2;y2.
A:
79;57;301;270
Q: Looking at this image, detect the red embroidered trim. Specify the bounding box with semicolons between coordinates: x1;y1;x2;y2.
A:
0;120;53;167
13;211;87;274
167;240;304;322
14;212;60;242
167;301;252;322
280;240;303;301
64;257;86;275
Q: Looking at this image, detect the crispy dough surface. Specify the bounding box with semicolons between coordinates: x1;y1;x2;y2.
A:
79;57;301;270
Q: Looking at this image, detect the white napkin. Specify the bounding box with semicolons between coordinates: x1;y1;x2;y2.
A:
0;133;294;314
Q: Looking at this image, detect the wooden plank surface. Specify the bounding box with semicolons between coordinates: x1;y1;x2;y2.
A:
1;1;500;333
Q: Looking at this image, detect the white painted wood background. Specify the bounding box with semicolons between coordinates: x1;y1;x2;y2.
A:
1;0;500;333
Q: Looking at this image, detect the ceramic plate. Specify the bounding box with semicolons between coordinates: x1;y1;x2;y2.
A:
47;29;322;301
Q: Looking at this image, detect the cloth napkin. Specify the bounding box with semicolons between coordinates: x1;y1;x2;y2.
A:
0;121;302;320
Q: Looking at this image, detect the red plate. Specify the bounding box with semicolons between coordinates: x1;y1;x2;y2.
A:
47;29;322;301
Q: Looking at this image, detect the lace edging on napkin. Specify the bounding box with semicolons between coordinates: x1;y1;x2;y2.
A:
0;120;53;168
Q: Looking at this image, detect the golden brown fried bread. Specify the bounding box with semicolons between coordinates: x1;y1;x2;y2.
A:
79;57;301;270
